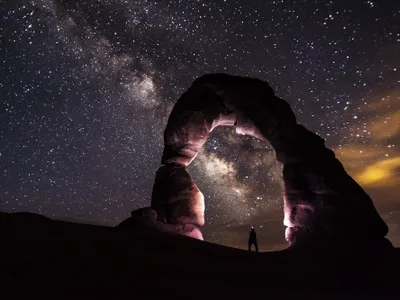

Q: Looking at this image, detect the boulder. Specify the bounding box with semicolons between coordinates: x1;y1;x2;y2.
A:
116;207;204;240
117;207;157;229
130;207;157;222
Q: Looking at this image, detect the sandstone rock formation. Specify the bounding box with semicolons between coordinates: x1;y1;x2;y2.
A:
117;206;204;240
150;73;388;244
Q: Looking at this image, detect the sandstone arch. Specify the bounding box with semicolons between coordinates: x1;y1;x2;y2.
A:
150;73;388;245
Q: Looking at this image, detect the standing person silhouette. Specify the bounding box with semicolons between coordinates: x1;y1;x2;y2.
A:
248;227;259;252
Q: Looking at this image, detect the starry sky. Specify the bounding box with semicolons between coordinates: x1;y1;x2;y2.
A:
1;0;399;251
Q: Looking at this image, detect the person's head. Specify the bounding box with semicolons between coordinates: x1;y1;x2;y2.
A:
251;227;255;232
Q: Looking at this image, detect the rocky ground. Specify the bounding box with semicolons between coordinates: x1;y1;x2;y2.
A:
1;212;399;299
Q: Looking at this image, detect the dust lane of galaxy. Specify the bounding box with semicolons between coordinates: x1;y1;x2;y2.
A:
1;0;399;250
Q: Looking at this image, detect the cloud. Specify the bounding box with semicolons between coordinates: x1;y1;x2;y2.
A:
336;144;386;160
355;157;400;187
368;111;400;141
335;87;400;189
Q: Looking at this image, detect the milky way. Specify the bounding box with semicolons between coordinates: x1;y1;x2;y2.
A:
1;0;399;250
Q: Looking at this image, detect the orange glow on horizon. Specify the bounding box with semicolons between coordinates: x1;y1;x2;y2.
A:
356;157;400;187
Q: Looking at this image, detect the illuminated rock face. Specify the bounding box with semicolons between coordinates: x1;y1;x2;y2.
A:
151;73;388;244
151;165;205;227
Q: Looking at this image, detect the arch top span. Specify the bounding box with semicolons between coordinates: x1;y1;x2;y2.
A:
150;73;388;245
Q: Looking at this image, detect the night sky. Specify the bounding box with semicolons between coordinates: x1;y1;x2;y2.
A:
1;0;399;251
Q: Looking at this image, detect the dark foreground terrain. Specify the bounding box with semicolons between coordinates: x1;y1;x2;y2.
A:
1;212;400;299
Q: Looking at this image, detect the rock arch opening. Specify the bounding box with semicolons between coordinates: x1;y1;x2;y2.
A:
150;73;388;245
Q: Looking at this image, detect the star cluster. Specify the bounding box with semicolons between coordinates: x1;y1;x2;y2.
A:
1;0;399;250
